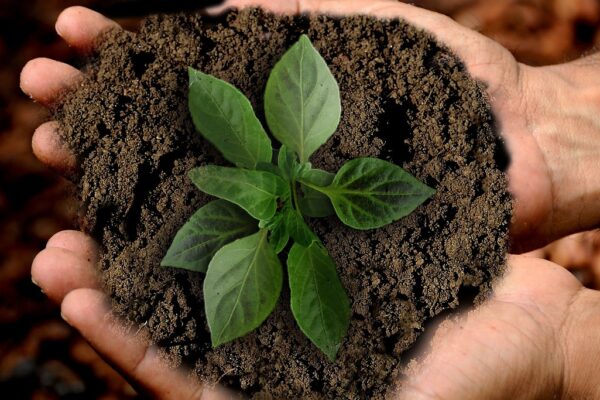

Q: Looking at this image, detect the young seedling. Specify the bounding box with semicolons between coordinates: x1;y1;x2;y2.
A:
161;35;435;361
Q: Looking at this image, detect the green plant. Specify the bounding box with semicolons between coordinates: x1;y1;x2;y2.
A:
161;35;435;361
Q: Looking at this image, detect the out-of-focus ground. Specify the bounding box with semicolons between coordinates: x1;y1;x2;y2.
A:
419;0;600;65
0;0;599;398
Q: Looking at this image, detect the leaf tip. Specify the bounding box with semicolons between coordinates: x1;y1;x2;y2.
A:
323;344;341;362
210;335;225;348
159;258;170;268
159;252;180;270
299;34;311;44
424;184;437;200
187;166;203;179
188;66;200;85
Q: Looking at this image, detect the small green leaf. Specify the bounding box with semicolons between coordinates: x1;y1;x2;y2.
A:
161;200;257;272
277;145;301;181
188;68;272;169
270;228;289;254
264;35;341;163
288;241;350;361
298;168;335;217
204;230;282;347
267;213;290;254
284;208;316;246
299;167;334;184
189;166;289;221
305;158;435;230
256;162;284;179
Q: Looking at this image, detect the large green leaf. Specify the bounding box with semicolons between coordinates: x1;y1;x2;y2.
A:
204;230;282;347
264;35;341;163
189;166;289;221
302;158;435;230
161;200;257;272
188;68;272;169
298;168;335;217
287;242;350;361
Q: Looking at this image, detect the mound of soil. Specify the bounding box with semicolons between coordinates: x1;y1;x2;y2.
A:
55;8;511;399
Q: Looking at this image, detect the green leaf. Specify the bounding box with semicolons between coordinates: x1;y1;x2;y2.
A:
161;200;257;272
304;158;435;230
264;35;341;163
277;145;301;181
288;241;350;361
284;208;316;247
298;168;335;217
189;166;289;221
255;162;284;179
188;68;272;169
262;211;289;253
204;230;282;347
299;167;334;184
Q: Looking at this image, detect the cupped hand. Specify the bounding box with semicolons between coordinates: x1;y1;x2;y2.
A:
23;8;229;399
22;1;600;399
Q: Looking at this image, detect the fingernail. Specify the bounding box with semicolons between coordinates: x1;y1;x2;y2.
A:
19;82;31;97
61;312;71;325
55;20;64;38
31;277;45;294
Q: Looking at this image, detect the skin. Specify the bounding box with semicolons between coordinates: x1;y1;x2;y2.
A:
20;0;600;398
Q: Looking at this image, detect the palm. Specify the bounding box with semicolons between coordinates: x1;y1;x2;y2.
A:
403;255;587;399
471;52;556;251
450;27;598;250
22;1;600;399
397;9;556;251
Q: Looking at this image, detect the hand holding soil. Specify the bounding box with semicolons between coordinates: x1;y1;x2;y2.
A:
21;1;600;398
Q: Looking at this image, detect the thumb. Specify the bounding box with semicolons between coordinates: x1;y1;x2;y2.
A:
61;288;234;399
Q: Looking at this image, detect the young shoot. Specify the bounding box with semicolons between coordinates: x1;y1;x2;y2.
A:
161;35;435;361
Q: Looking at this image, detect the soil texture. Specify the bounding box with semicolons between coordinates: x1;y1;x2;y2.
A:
55;9;511;399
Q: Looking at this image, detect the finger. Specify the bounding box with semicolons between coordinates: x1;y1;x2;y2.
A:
20;58;83;106
46;230;101;264
542;233;594;270
55;6;120;52
31;247;100;304
32;121;77;176
495;254;582;300
61;289;230;399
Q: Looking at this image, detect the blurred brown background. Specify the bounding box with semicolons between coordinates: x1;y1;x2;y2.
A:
1;0;599;398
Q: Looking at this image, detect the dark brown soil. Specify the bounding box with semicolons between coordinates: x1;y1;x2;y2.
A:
55;8;511;399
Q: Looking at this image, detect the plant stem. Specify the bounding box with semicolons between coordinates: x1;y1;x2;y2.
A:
291;179;301;212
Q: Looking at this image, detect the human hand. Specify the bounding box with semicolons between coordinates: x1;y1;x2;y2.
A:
22;1;600;398
22;8;229;398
